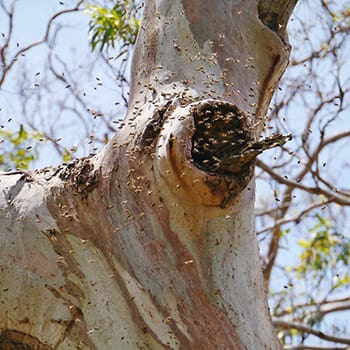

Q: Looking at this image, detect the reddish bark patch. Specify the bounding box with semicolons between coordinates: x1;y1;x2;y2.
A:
151;201;244;349
182;0;218;48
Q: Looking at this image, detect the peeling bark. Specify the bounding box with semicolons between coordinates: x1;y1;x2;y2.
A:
0;0;297;349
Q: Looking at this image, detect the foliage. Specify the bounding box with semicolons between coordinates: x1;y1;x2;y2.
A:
0;125;43;170
297;215;350;286
85;1;140;52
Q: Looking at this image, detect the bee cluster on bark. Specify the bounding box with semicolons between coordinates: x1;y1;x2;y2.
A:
191;101;251;175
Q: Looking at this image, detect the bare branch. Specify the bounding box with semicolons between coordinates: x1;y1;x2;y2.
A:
257;159;350;206
285;345;349;350
274;319;350;346
0;0;84;86
0;0;15;66
275;297;350;318
257;200;331;235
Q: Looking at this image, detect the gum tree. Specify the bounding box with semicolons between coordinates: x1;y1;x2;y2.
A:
0;1;297;349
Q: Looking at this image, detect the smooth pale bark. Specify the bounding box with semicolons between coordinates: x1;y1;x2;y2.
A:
0;0;296;349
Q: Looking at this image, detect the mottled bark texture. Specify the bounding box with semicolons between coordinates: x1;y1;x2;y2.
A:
0;0;297;349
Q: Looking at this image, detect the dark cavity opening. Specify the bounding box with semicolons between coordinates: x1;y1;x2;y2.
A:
191;102;251;174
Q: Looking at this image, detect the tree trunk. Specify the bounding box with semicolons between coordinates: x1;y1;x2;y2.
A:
0;1;297;349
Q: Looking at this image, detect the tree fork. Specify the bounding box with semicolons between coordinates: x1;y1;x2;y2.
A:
0;0;298;349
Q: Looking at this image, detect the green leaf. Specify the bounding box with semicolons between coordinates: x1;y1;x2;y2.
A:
293;215;350;281
0;126;44;170
62;149;71;163
85;1;140;52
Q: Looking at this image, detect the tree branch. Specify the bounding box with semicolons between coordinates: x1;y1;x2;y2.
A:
274;297;350;318
257;159;350;206
273;319;350;346
257;200;331;235
0;0;84;87
285;345;349;350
